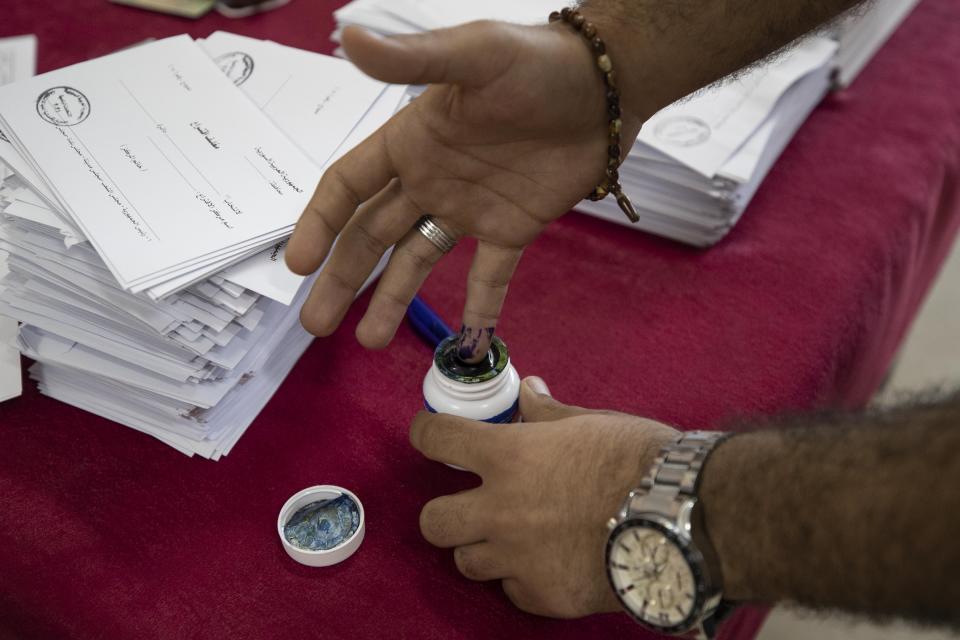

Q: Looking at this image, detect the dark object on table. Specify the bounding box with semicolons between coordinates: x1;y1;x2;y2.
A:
216;0;291;18
407;295;454;350
109;0;215;19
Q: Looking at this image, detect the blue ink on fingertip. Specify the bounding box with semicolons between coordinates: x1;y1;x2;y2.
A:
457;325;495;362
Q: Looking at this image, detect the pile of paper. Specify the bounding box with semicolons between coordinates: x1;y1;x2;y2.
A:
332;0;916;246
832;0;921;87
0;34;38;403
578;37;837;246
332;0;555;44
0;33;406;457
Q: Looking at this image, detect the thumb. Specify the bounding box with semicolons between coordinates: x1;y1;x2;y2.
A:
519;376;599;423
340;21;517;86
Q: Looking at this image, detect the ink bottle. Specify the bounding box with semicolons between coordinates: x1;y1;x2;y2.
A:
422;334;520;424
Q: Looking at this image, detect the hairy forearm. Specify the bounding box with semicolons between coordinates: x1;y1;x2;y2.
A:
577;0;865;120
699;394;960;627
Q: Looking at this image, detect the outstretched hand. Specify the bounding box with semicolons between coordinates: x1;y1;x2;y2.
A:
410;377;678;618
285;21;643;357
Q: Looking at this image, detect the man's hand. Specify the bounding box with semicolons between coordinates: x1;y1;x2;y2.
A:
286;1;866;360
285;22;645;359
410;376;677;618
411;384;960;629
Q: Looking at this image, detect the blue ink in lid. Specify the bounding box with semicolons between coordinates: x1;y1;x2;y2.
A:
278;486;365;566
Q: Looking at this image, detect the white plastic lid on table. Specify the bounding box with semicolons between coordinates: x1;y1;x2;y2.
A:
277;485;365;567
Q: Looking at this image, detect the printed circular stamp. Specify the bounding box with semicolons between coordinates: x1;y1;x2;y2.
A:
37;87;90;127
653;116;711;147
36;86;91;127
215;51;255;86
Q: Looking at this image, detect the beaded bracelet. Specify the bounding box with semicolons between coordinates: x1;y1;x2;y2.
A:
549;7;639;223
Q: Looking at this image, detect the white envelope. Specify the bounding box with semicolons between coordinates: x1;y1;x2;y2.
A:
0;35;320;290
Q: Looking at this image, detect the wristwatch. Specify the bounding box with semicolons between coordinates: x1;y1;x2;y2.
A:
605;431;732;638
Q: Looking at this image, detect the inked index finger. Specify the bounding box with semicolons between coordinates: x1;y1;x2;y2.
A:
409;411;502;472
456;241;523;362
285;125;395;276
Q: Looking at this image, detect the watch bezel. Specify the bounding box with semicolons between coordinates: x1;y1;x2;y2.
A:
605;516;710;635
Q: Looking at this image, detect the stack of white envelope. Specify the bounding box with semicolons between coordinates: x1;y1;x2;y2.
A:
0;34;38;403
578;37;837;246
332;0;918;246
0;32;407;458
331;0;556;44
832;0;921;88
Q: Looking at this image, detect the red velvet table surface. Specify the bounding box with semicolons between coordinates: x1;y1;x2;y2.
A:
2;1;960;639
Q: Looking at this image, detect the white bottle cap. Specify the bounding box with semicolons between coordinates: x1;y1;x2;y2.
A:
277;485;365;567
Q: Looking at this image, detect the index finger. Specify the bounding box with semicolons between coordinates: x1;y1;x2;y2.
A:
456;242;523;362
285;125;395;276
409;410;503;472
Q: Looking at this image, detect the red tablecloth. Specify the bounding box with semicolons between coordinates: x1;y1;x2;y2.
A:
2;1;959;639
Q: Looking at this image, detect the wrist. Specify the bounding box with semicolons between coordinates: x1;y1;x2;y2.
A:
545;8;647;221
699;431;774;602
544;17;646;137
573;5;672;125
605;430;733;633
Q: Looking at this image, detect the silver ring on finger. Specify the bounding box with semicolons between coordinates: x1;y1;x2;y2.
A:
415;215;457;254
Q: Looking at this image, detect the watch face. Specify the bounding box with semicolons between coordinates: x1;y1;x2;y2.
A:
607;521;700;631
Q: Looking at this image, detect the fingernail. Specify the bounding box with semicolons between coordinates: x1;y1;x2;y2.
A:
456;325;494;364
526;376;551;397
